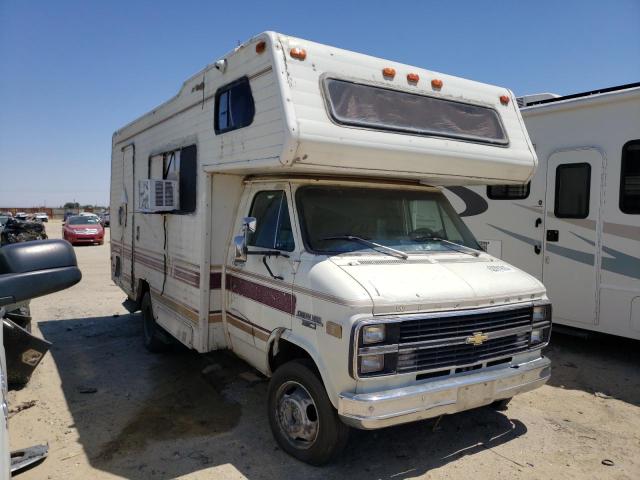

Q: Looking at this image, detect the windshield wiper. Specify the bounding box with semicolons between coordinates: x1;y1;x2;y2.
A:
412;236;480;257
322;235;408;260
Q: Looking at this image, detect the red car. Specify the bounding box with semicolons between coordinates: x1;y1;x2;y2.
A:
63;215;104;245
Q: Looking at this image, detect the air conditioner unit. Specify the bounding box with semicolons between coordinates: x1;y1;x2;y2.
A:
138;179;179;212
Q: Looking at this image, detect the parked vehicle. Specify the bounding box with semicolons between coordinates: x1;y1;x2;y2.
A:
63;216;104;245
444;83;640;340
0;216;9;235
110;32;552;464
14;213;27;221
0;239;82;475
0;218;47;246
99;211;110;227
34;213;49;223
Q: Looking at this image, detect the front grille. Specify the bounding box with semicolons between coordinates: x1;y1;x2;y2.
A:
397;332;530;373
399;306;532;343
396;306;533;373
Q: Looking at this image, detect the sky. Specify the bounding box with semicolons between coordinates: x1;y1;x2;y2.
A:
1;0;638;207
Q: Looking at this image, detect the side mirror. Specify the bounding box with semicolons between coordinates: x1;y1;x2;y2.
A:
233;217;257;264
0;239;82;307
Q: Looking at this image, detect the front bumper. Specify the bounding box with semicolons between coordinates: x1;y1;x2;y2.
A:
338;356;550;429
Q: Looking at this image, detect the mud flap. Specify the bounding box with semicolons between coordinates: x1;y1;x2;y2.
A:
2;318;51;386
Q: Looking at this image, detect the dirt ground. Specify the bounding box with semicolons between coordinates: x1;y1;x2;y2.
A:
6;219;640;479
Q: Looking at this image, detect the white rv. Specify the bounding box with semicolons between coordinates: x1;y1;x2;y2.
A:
110;32;552;464
445;83;640;340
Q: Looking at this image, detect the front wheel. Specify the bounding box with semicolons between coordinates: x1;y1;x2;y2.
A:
267;359;349;465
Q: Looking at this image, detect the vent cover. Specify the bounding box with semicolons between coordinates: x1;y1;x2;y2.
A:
138;179;179;212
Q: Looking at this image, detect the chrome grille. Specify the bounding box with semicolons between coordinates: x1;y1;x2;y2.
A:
397;306;533;373
399;306;532;343
397;333;530;373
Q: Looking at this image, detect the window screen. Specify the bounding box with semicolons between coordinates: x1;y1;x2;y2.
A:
248;191;294;252
554;163;591;218
620;140;640;214
214;77;255;134
487;182;530;200
323;78;508;145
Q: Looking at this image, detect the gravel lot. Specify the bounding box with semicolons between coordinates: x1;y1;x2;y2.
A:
7;220;640;479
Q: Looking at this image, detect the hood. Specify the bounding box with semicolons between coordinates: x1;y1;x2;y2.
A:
331;253;546;315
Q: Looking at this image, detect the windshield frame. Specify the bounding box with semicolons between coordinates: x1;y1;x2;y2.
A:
294;184;481;256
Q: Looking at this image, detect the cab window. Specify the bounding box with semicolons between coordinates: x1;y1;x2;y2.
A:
248;191;295;252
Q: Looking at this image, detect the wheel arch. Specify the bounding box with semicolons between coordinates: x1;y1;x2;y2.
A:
267;329;339;409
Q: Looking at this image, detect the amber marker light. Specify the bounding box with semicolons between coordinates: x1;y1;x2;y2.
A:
382;67;396;78
407;73;420;84
431;79;443;90
256;41;266;54
290;47;307;60
500;95;510;105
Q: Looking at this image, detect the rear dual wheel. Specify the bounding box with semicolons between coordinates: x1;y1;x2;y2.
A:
141;292;171;353
267;359;349;465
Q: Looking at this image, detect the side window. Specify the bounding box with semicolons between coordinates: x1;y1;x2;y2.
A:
555;163;591;218
487;182;530;200
248;191;295;252
148;144;197;213
620;140;640;214
214;77;255;134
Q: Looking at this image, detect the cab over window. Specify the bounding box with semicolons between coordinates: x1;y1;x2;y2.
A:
215;77;255;134
248;191;294;252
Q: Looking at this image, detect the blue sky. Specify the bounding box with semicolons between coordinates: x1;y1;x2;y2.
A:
1;0;638;207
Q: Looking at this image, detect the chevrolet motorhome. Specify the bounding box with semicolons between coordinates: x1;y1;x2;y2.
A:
110;32;552;464
445;83;640;340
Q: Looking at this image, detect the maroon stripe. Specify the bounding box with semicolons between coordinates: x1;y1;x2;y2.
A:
210;272;222;290
227;274;296;315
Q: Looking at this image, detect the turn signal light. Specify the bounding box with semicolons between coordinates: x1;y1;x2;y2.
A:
256;41;266;54
290;47;307;60
500;95;510;105
431;78;443;90
382;67;396;78
407;73;420;83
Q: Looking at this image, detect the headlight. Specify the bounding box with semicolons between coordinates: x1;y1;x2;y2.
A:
362;324;385;344
360;354;384;374
530;328;543;344
533;304;551;322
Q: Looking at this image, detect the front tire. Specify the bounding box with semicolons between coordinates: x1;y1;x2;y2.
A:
141;292;171;353
267;359;349;465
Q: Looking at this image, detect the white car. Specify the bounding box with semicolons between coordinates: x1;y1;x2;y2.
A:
34;213;49;222
14;213;27;221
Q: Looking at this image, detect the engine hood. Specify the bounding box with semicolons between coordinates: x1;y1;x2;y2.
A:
331;253;546;315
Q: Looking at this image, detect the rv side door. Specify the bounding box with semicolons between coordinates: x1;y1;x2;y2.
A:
543;148;604;326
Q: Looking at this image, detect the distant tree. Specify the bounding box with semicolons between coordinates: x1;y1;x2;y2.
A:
63;202;80;209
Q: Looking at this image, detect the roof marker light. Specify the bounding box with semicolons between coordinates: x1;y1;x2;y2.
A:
431;79;443;90
500;95;510;105
256;41;266;54
407;73;420;84
382;67;396;79
290;47;307;60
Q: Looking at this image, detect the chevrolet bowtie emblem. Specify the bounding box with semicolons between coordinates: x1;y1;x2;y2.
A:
466;332;489;346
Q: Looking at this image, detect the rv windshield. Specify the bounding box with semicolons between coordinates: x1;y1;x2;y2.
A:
296;186;480;255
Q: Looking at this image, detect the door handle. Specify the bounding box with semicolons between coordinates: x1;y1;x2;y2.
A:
535;218;542;228
546;230;559;242
534;245;541;255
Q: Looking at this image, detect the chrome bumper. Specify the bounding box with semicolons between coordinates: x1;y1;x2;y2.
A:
338;356;550;429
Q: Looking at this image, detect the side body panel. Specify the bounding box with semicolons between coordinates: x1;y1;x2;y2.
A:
446;89;640;339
